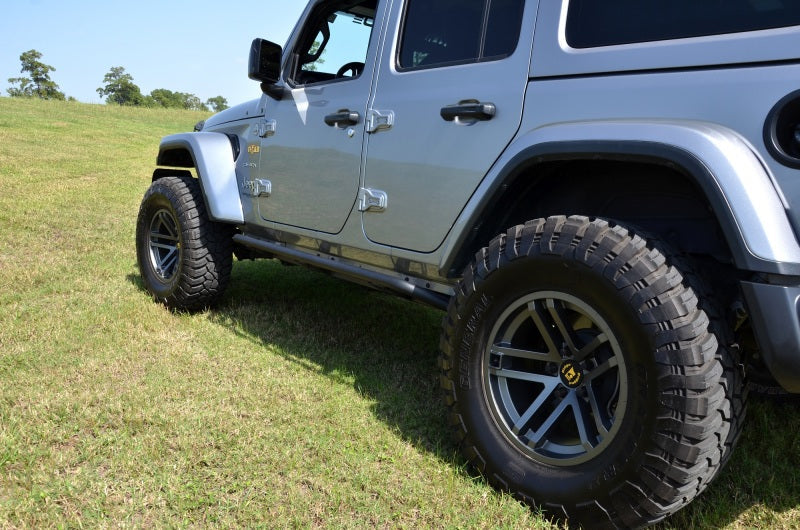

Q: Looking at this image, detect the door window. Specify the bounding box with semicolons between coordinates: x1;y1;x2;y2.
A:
291;0;377;85
398;0;525;70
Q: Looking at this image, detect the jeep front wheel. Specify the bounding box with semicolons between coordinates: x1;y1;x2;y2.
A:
135;175;233;311
440;216;740;528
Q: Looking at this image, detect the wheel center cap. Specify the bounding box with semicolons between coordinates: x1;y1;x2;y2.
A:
560;361;584;388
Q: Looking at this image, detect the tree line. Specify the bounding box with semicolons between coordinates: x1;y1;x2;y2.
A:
6;49;229;112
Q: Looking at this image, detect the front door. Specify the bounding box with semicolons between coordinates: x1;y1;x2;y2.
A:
362;0;532;252
256;0;381;234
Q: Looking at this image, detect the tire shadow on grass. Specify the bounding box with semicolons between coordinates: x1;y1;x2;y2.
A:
199;259;451;456
129;259;800;528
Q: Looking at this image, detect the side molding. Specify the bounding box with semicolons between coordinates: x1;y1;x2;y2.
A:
441;120;800;276
157;132;244;224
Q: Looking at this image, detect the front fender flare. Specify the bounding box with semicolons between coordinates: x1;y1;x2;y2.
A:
157;132;244;224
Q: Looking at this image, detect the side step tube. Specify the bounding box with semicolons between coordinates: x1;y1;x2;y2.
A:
234;234;451;311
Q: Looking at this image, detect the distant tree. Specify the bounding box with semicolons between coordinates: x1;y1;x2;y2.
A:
206;96;228;112
144;88;209;111
7;49;65;100
147;88;184;109
181;93;208;112
97;66;144;106
6;77;33;98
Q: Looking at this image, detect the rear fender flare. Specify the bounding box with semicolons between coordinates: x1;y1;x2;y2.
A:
440;120;800;276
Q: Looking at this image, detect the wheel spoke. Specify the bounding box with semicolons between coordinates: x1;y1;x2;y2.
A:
156;211;177;238
149;241;177;251
527;394;571;446
503;307;535;338
491;344;560;363
489;366;559;385
585;356;618;382
159;249;178;274
571;394;598;450
151;231;178;243
528;301;564;359
546;298;579;355
510;379;560;434
575;332;609;362
586;384;611;437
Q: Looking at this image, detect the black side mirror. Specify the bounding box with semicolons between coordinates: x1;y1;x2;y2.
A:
248;38;282;84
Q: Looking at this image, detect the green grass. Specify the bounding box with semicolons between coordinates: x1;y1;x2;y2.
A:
1;96;799;528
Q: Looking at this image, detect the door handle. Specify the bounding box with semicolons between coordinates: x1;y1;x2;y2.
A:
325;109;360;128
440;101;496;122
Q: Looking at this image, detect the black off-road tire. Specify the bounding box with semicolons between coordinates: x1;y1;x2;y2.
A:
439;216;744;528
135;175;233;311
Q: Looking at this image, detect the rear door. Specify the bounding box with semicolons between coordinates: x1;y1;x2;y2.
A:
361;0;533;252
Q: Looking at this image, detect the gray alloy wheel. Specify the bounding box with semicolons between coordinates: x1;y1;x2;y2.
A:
484;291;627;466
147;208;182;282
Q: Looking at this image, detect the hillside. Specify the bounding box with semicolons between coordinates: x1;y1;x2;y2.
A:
0;97;799;528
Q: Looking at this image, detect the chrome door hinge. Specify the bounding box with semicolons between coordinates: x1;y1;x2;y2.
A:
366;109;394;134
243;179;272;197
358;187;388;212
254;119;277;138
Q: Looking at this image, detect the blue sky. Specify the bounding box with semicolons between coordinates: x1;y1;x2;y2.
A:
1;0;309;106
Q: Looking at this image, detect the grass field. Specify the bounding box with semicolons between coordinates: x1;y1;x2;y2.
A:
1;97;800;528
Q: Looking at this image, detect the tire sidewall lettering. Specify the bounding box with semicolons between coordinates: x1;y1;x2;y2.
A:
458;293;492;390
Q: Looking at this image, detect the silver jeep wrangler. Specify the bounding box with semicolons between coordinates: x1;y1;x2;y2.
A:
135;0;800;527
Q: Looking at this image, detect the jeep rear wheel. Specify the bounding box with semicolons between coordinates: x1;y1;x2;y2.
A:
440;216;742;528
135;175;233;311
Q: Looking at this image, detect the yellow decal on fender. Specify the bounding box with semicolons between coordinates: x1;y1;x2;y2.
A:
247;144;260;155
